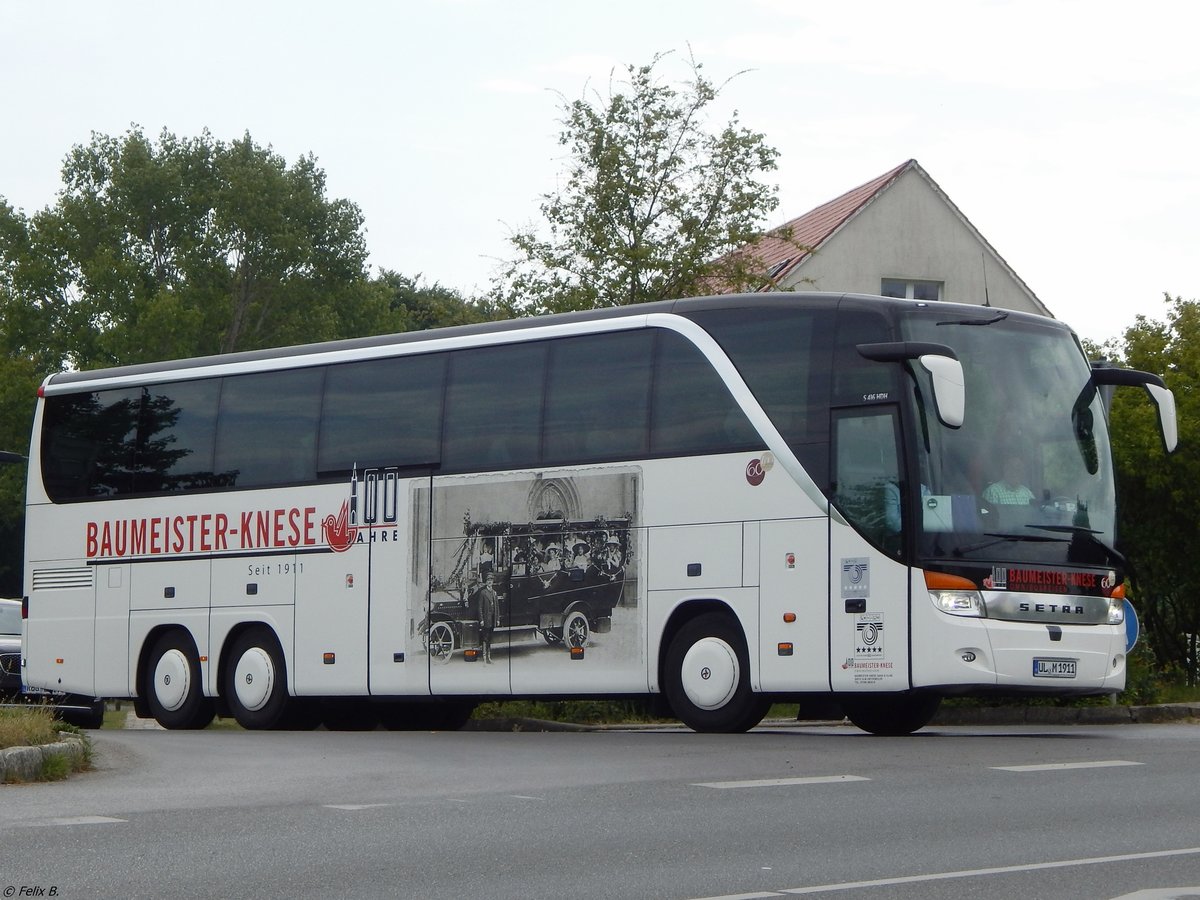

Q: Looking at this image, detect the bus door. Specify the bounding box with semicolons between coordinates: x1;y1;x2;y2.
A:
426;475;510;697
364;468;431;696
828;407;912;692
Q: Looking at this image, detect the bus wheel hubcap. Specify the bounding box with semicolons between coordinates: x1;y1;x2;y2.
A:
234;647;274;712
680;637;739;710
154;649;190;712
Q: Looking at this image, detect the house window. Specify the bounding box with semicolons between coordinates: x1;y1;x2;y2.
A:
881;279;942;301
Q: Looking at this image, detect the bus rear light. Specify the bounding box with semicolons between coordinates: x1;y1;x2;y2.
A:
1108;582;1126;600
783;612;797;623
56;658;64;664
778;643;794;656
323;653;336;665
930;590;986;618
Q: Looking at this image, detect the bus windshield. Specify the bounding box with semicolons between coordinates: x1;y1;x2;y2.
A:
901;312;1117;567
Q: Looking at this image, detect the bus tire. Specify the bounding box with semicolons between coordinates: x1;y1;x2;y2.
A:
144;630;215;730
841;691;941;736
223;627;291;730
664;612;770;733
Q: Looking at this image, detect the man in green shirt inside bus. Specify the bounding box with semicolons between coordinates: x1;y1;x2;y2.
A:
983;453;1036;506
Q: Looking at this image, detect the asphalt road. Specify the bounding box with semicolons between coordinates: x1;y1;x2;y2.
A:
3;722;1200;899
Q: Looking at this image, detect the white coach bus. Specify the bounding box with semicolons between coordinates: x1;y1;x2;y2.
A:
20;293;1177;734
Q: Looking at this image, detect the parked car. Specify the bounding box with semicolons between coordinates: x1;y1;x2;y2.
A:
0;598;105;728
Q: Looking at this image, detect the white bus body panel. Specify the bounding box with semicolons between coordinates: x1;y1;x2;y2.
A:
828;518;911;692
95;564;132;695
909;569;1127;691
757;518;829;692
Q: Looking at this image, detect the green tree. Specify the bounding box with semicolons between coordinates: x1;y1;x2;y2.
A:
376;269;500;331
1105;294;1199;682
499;51;783;315
6;127;389;370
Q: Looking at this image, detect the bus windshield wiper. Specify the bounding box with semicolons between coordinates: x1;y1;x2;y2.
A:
936;312;1008;327
952;532;1069;557
1027;524;1126;567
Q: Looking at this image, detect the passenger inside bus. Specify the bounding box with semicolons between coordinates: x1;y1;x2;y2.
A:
983;453;1036;506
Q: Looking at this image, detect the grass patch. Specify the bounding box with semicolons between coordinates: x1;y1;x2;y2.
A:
471;698;671;724
0;704;64;750
0;705;92;782
39;752;72;781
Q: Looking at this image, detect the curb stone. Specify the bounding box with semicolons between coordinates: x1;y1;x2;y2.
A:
931;703;1200;726
0;731;86;784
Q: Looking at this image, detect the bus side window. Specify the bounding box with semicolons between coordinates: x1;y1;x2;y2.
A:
651;331;758;455
214;368;323;487
442;343;547;473
41;388;140;500
319;353;446;473
137;379;220;492
832;409;903;556
543;331;652;465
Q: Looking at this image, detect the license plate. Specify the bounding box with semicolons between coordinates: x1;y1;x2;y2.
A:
1033;657;1077;678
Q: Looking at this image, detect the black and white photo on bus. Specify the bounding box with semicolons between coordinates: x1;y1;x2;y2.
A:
412;469;642;669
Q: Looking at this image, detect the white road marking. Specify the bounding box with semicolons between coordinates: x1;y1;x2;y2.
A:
509;795;546;801
991;759;1143;772
24;815;126;827
693;775;869;789
722;846;1200;897
323;803;391;810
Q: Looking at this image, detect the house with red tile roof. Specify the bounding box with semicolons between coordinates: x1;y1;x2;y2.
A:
730;159;1051;316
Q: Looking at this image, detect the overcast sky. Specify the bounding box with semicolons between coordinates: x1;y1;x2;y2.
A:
2;0;1196;344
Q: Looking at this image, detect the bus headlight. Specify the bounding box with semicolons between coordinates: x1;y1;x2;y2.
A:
930;590;987;618
1107;597;1125;625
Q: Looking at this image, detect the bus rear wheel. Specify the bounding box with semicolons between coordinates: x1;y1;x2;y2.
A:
144;630;215;730
841;691;941;735
223;627;292;730
664;613;769;733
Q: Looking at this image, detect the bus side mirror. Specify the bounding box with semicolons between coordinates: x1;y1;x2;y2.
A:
857;341;964;429
1145;383;1178;453
919;355;965;429
1090;365;1178;454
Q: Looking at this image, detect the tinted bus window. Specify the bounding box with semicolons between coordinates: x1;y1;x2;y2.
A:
544;332;653;465
442;343;547;473
320;353;446;473
137;379;222;493
652;331;758;455
215;368;324;487
689;308;831;449
42;388;141;500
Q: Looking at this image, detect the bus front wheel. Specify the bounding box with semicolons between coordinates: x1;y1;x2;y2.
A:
664;613;770;733
223;627;291;730
144;630;215;730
